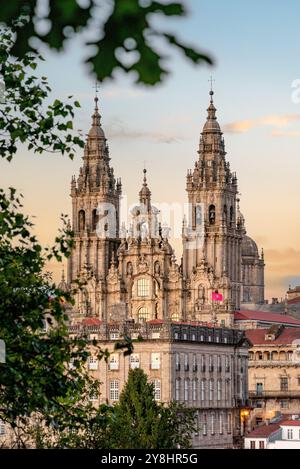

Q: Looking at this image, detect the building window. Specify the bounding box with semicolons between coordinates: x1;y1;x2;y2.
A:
0;420;5;436
184;379;189;402
137;278;150;297
217;379;222;401
250;441;256;449
130;353;140;369
259;440;265;449
209;379;214;401
209;205;216;225
153;380;161;401
183;333;188;340
280;400;289;409
110;332;119;340
109;353;119;370
191;333;196;341
175;378;180;401
227;413;232;434
192;354;197;372
209;355;214;372
78;209;85;231
184;353;189;371
201;379;206;401
287;429;293;440
280;377;289;391
225;355;230;372
201;355;206;372
138;307;150;322
88;356;98;370
219;412;223;434
175;353;180;371
172;313;180;322
192;379;197;401
298;377;300;386
151;352;161;370
203;414;207;435
89;390;98;402
211;413;215;435
110;380;119;401
217;355;222;372
225;379;230;401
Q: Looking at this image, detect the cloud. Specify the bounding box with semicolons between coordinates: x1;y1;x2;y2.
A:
223;120;256;133
224;114;300;134
271;130;300;137
107;119;183;144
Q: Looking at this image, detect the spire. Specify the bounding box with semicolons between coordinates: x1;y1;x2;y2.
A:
202;88;221;134
88;85;105;140
58;269;68;292
139;168;151;208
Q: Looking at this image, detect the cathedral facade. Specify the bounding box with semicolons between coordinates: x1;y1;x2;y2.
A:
66;90;264;328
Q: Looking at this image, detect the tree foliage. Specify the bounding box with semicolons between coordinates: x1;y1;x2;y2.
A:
0;22;84;161
108;369;196;449
0;0;213;86
0;187;101;444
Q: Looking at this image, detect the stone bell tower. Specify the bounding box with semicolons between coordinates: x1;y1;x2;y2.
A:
183;89;243;326
67;94;122;318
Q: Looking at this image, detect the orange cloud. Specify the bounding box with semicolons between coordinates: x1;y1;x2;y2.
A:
224;114;300;134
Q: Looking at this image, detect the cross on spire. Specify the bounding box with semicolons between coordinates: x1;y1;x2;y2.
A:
209;76;215;92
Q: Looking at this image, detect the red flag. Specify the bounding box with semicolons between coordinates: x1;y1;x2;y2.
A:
212;291;223;301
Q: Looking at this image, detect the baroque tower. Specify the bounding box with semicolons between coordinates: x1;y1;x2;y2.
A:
183;90;244;327
68;95;122;319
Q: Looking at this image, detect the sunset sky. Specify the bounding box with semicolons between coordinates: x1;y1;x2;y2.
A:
2;0;300;300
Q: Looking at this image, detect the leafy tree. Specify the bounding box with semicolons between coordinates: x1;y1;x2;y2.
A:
0;0;213;86
0;187;110;447
107;368;196;449
0;22;84;161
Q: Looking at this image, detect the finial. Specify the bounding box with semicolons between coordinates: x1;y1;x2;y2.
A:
94;81;99;111
143;168;147;185
61;269;65;282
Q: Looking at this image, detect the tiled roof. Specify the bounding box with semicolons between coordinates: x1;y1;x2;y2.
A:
246;423;281;438
281;420;300;427
245;327;300;345
287;296;300;305
235;310;300;326
81;318;102;326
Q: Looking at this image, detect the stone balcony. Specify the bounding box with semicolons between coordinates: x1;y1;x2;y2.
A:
249;390;300;399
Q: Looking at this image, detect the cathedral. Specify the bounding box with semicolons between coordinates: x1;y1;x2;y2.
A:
66;89;265;328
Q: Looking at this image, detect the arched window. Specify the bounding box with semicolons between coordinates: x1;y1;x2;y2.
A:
171;313;180;322
230;206;234;227
209;205;215;225
78;210;85;231
92;209;99;231
137;278;150;297
198;284;205;299
223;205;227;223
138;307;149;322
195;205;202;226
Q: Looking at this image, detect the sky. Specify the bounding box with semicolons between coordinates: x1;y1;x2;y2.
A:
1;0;300;300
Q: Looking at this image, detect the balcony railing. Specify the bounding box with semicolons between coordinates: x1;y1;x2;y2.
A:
249;390;300;398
